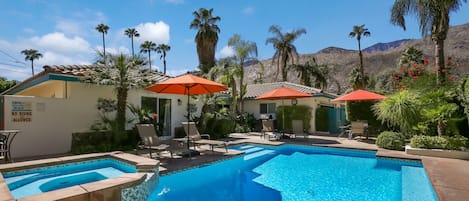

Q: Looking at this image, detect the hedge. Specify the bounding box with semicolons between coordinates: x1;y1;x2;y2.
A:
376;131;406;150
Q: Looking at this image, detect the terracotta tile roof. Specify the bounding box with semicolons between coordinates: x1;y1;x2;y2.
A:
244;82;337;99
2;65;171;95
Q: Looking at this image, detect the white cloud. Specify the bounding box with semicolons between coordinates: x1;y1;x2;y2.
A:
135;21;170;44
166;68;192;77
30;32;92;53
243;7;255;15
217;46;235;59
38;51;90;65
164;0;184;5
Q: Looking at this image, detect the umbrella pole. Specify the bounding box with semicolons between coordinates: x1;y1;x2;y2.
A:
186;86;191;156
282;99;285;137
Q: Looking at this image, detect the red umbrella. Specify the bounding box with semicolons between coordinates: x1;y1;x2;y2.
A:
333;89;386;102
256;87;312;133
146;73;228;153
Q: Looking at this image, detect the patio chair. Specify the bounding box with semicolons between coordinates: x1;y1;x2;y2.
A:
348;121;367;140
136;124;181;158
261;119;281;140
291;120;308;138
182;122;227;152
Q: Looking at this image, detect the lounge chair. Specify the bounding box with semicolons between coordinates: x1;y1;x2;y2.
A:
182;122;227;152
261;119;281;140
136;124;181;158
348;121;367;140
291;120;308;138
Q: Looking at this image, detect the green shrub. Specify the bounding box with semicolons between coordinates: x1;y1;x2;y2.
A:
444;135;468;150
376;131;406;150
278;105;312;131
315;107;328;132
410;135;448;149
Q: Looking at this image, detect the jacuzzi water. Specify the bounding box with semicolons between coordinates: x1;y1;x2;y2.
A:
149;144;438;201
3;158;137;198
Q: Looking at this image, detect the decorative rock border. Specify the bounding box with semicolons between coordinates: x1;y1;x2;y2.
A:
405;145;469;160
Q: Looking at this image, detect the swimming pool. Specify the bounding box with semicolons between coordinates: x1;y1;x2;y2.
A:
148;144;438;201
3;158;137;198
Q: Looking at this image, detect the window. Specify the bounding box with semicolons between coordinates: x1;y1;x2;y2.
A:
260;103;276;114
141;97;172;136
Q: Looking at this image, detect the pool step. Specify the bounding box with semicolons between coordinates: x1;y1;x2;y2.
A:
243;147;264;154
238;145;255;150
401;166;437;201
244;150;275;160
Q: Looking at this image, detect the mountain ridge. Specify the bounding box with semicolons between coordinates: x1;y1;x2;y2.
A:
244;23;469;94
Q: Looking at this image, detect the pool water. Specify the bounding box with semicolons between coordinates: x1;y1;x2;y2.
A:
149;144;438;201
3;158;136;198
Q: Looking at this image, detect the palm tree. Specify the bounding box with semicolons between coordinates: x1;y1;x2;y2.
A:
291;57;327;88
349;24;371;89
95;24;110;58
228;34;257;112
140;41;156;70
124;28;140;57
399;46;424;68
155;44;171;74
91;53;154;144
210;58;241;113
190;8;221;74
21;49;43;75
391;0;466;84
266;25;306;81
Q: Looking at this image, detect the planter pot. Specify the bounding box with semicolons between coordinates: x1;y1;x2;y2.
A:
405;145;469;160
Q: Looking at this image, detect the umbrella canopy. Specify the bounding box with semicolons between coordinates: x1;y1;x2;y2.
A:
256;87;312;135
256;87;312;100
146;73;227;95
145;73;227;155
333;89;386;102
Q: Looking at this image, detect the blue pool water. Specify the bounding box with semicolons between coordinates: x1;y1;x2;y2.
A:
3;158;136;198
148;144;438;201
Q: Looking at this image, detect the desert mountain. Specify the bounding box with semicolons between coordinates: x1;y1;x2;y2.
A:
244;23;469;94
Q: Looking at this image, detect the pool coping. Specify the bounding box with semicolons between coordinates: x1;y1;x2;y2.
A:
0;152;159;201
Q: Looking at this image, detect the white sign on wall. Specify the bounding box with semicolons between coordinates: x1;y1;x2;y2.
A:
11;101;32;122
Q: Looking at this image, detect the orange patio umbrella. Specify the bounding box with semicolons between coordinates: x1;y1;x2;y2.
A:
256;87;312;134
332;89;386;102
145;73;228;153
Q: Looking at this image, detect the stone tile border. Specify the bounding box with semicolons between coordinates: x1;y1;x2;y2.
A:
0;152;159;201
406;145;469;160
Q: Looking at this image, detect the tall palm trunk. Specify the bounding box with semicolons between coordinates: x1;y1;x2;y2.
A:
357;39;365;88
30;60;34;75
231;78;238;114
102;33;106;58
116;88;128;144
163;51;167;74
281;54;288;81
434;38;446;84
148;52;152;70
239;60;245;113
131;36;135;57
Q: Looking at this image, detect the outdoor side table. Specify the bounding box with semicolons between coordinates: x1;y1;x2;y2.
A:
0;130;20;163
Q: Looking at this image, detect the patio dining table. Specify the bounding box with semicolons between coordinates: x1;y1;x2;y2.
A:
0;130;20;163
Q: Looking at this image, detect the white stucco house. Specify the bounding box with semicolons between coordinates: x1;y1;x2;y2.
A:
1;65;201;158
243;82;345;133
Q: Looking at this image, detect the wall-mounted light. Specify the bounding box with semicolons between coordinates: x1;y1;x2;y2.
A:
291;99;298;105
177;99;182;106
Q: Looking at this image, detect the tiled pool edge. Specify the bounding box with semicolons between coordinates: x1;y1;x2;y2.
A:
0;152;159;201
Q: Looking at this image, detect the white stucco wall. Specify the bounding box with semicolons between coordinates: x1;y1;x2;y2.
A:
2;82;203;158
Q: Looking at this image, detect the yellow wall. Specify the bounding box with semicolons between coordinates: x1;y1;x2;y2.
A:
16;80;69;98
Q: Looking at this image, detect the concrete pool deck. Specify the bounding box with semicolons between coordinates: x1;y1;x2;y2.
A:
1;133;468;201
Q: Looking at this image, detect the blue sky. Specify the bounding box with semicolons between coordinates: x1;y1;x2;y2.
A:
1;0;468;81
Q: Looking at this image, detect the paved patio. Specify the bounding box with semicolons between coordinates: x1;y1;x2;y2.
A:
2;132;468;201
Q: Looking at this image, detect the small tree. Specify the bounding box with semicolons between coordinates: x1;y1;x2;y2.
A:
89;53;157;145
